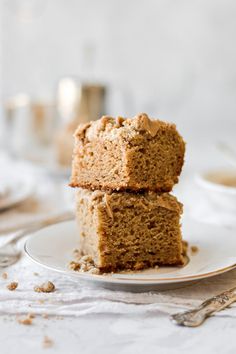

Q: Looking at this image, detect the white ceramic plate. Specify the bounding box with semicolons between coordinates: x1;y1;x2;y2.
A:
24;218;236;291
0;175;34;211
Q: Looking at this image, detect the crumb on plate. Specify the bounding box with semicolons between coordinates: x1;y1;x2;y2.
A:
182;240;188;256
69;254;100;274
190;245;199;254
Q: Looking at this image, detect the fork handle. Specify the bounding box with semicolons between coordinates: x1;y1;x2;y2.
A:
170;287;236;327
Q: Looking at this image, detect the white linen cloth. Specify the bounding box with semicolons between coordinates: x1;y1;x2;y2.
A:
0;154;236;319
0;255;236;318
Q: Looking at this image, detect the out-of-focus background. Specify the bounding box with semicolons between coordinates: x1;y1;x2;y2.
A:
1;2;236;349
0;0;236;173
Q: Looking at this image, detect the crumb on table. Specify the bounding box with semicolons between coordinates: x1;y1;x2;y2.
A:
2;272;8;279
38;299;45;304
7;282;18;291
34;281;55;293
43;335;54;348
18;313;34;325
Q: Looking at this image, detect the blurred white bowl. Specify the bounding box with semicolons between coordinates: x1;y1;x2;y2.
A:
195;170;236;214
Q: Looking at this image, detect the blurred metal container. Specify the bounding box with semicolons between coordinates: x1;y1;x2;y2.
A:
54;78;106;168
57;77;106;126
3;79;106;166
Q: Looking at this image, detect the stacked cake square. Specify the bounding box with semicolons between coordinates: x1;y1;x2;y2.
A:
70;113;185;272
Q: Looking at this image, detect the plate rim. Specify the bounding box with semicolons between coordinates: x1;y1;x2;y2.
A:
24;220;236;286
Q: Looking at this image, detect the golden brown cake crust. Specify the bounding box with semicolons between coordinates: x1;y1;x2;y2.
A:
70;113;185;192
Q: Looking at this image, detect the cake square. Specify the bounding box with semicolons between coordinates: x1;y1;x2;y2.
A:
70;113;185;192
75;188;184;272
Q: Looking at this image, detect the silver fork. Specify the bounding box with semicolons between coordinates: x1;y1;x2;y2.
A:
0;211;74;267
170;286;236;327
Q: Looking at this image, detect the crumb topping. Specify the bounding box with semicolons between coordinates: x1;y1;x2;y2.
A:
78;189;182;215
74;113;177;143
115;116;125;127
132;113;163;137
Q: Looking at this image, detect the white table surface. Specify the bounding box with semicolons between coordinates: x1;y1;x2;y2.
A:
1;152;236;354
1;312;236;354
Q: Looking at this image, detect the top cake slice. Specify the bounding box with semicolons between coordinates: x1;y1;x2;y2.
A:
70;113;185;192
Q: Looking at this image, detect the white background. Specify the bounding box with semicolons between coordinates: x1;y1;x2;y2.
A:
1;0;236;168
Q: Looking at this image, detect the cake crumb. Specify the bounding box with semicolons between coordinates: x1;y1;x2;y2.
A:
134;261;145;270
43;336;54;348
38;299;45;304
33;272;39;276
18;314;34;325
69;261;81;271
42;313;48;319
115;116;125;127
34;281;55;293
69;254;100;275
190;245;199;254
182;240;188;256
2;272;8;279
73;248;81;257
7;282;18;291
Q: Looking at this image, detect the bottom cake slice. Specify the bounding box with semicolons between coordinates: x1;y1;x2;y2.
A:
75;188;184;272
